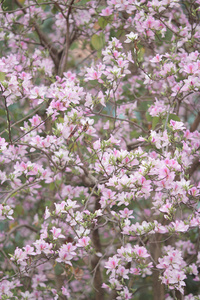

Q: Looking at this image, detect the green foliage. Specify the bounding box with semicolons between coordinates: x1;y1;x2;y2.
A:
0;71;5;82
54;263;64;276
91;33;105;50
168;114;181;122
98;17;109;29
13;204;24;218
152;116;160;130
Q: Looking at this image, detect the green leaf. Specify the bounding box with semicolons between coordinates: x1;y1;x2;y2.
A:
164;29;173;42
14;205;24;217
168;114;181;122
54;263;64;276
70;42;79;50
0;72;5;82
49;182;55;191
137;46;145;63
51;5;58;14
152;116;160;130
145;112;153;122
97;49;102;58
98;17;108;29
91;33;105;50
81;0;90;3
130;130;141;139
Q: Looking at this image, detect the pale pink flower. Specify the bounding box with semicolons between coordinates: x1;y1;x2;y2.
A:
56;243;77;265
23;245;36;256
133;245;150;258
150;54;163;62
32;274;47;288
44;207;51;220
124;32;138;43
117;266;129;279
170;120;185;130
105;256;120;274
11;247;27;265
50;227;65;240
119;208;134;219
170;220;189;232
100;7;113;16
54;201;67;215
76;236;90;247
61;286;70;297
33;239;53;255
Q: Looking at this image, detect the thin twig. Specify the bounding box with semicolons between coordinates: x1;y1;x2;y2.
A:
91;111;148;133
0;86;12;143
13;114;52;143
2;224;38;245
2;180;38;204
0;103;45;136
58;0;75;76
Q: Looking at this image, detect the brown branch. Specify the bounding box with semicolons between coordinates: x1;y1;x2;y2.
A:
14;0;59;68
91;111;148;133
76;146;104;299
190;112;200;132
0;1;87;14
15;142;61;171
2;180;38;204
13;114;52;143
127;140;149;151
57;0;75;77
2;224;38;245
149;234;165;300
0;248;17;272
33;23;59;67
91;197;104;300
0;103;44;136
186;157;200;178
1;87;12;144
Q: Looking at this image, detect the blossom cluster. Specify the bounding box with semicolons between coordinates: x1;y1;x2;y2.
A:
0;0;200;299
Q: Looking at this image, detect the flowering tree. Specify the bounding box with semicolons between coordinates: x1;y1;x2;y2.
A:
0;0;200;299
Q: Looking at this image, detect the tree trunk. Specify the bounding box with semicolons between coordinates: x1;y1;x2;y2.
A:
91;198;104;300
150;235;165;300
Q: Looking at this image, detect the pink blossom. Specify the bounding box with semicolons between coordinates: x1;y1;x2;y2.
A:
33;239;53;255
29;114;42;127
10;247;27;265
105;256;120;274
0;204;14;220
61;286;70;297
23;245;36;256
159;200;173;214
170;120;185;130
129;267;141;275
117;287;132;300
150;54;163;63
54;201;67;215
117;266;129;279
50;227;65;240
76;236;90;247
32;274;47;288
133;245;150;258
119;208;134;219
56;243;77;265
124;32;138;43
100;7;113;16
183;63;198;74
170;220;189;232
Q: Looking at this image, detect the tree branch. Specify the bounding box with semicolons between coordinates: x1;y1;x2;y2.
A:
91;197;104;300
14;0;59;68
190;112;200;132
58;0;75;77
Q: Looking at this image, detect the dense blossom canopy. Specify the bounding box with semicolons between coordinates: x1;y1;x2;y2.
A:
0;0;200;299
